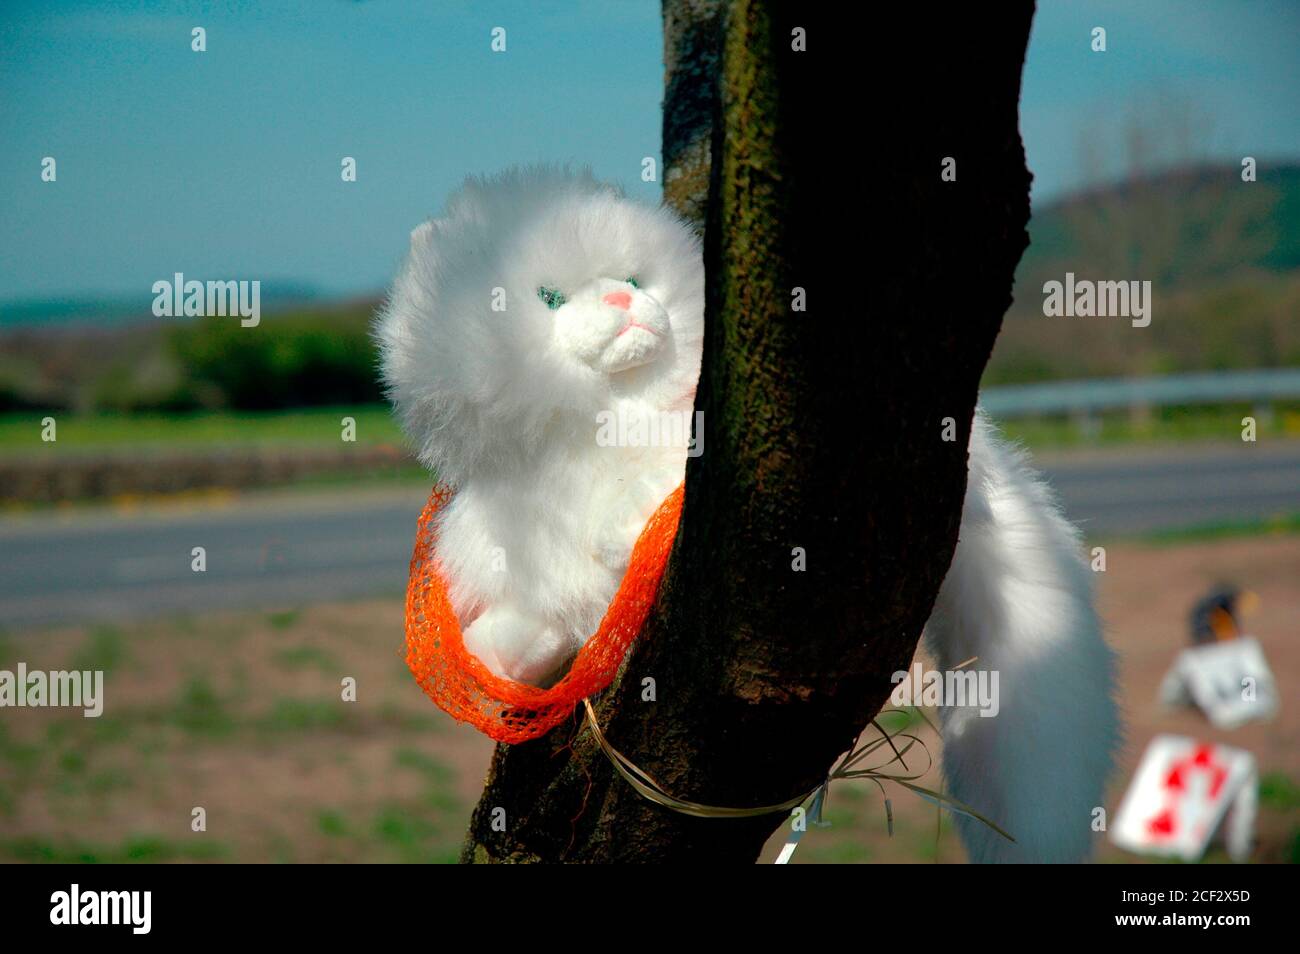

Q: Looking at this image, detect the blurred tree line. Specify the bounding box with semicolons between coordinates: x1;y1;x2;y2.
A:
169;309;382;410
0;304;385;414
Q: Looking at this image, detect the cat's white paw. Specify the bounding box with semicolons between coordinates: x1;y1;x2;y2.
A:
462;605;571;686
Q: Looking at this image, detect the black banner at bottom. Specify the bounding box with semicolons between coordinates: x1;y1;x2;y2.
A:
0;860;1285;941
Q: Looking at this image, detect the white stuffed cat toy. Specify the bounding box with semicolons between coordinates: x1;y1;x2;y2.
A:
377;166;1119;863
378;168;702;687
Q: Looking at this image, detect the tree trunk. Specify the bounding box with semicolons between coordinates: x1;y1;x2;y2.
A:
661;0;724;231
461;1;1034;863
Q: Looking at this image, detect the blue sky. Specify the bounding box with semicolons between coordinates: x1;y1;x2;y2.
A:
1;0;1297;304
1023;0;1300;196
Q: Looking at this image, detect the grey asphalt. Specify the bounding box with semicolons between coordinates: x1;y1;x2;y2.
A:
1035;440;1300;537
1;442;1296;629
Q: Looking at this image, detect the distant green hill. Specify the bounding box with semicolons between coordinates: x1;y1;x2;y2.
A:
986;162;1300;385
0;282;324;330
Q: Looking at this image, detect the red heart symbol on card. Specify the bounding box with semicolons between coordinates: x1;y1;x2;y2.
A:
1147;808;1177;837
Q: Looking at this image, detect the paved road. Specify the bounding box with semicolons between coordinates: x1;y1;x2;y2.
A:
0;487;426;629
2;442;1296;629
1036;441;1300;537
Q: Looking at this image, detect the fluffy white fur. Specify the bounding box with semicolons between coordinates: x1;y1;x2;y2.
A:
377;167;703;685
924;411;1121;862
377;167;1118;861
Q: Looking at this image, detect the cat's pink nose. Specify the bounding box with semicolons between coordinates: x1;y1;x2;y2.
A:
602;290;633;311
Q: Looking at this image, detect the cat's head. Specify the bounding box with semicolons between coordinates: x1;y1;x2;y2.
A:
376;166;704;485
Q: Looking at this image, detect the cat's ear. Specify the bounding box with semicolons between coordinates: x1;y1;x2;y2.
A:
409;220;436;251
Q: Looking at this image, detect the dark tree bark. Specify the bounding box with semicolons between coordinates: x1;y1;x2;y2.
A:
661;0;724;230
461;1;1034;862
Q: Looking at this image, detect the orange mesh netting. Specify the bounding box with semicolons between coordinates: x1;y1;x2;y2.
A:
404;483;685;744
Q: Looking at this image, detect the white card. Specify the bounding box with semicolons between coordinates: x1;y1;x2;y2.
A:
1161;636;1279;729
1111;734;1257;862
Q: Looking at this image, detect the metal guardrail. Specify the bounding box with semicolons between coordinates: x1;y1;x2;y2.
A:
980;369;1300;418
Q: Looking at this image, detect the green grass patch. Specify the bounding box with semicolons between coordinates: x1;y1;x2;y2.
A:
388;750;463;836
376;702;444;733
87;714;133;746
173;677;235;737
393;747;455;785
789;804;873;864
70;626;128;674
267;610;302;631
5;835;229;864
84;769;134;796
1136;511;1300;545
58;750;87;775
996;403;1300;451
0;406;403;455
0;722;43;774
317;810;350;838
370;804;458;863
255;698;345;733
271;645;341;672
1260;773;1300;811
6;402;1293;462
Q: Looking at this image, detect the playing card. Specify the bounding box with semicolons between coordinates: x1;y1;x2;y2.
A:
1111;734;1257;862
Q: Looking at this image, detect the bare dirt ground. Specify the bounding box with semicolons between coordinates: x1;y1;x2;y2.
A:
1;534;1295;864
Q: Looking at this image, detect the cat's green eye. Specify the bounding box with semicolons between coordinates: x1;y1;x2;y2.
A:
625;277;639;289
537;286;566;310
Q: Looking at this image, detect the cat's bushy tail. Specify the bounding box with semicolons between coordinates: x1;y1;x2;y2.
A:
922;409;1121;863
